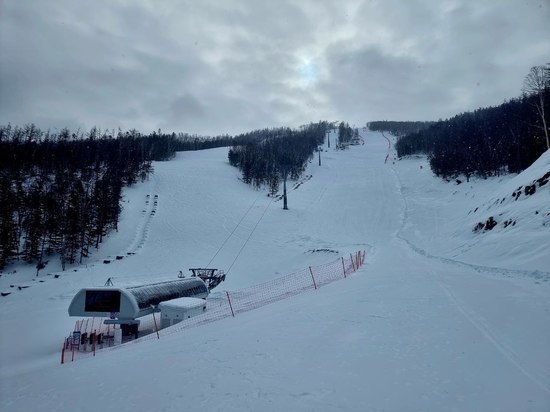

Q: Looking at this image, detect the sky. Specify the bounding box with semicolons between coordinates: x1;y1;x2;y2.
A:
1;0;549;136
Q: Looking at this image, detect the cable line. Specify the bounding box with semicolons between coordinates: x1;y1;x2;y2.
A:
204;193;262;268
226;197;273;275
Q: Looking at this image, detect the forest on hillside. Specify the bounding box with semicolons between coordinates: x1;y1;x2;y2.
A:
393;93;548;179
0;125;259;271
387;66;550;180
0;126;163;270
227;121;357;213
0;121;352;270
228;122;343;197
367;121;435;137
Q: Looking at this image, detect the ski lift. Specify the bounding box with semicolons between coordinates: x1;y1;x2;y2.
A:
187;268;226;291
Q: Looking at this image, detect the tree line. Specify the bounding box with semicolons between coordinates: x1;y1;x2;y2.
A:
227;122;330;198
392;65;549;180
394;93;548;180
174;132;240;151
0;125;171;271
336;121;359;148
0;120;353;270
367;121;435;137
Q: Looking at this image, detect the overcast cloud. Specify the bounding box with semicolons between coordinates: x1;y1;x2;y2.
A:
1;0;549;135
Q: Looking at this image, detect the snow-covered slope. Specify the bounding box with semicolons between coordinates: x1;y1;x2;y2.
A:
397;146;550;274
1;131;549;411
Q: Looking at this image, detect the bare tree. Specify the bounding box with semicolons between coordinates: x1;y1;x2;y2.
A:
522;64;550;150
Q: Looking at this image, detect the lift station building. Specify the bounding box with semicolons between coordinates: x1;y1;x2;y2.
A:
68;278;209;334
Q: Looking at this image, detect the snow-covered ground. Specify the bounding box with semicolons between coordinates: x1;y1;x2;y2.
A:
1;130;549;411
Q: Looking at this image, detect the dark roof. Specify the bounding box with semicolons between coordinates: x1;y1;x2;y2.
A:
127;278;208;309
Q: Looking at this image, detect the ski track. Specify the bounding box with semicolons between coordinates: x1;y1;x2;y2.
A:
434;273;550;394
0;193;159;293
374;130;550;398
123;193;159;256
389;155;550;282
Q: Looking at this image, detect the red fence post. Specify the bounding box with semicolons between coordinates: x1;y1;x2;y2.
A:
309;266;317;290
93;330;96;356
152;312;160;339
226;291;235;317
341;257;346;278
350;254;356;272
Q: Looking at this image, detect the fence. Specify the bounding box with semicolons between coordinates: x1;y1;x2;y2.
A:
61;250;366;364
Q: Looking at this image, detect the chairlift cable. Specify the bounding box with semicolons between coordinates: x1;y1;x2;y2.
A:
204;192;263;268
226;197;273;275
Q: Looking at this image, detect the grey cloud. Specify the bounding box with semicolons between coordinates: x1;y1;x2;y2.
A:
321;0;550;124
169;94;206;120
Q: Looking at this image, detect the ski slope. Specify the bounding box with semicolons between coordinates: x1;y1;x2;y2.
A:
1;130;549;411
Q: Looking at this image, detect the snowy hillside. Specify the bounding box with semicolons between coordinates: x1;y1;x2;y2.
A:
1;131;549;411
396;143;550;274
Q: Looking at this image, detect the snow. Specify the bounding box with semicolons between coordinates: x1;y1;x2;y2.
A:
395;141;550;273
1;131;549;411
158;297;206;309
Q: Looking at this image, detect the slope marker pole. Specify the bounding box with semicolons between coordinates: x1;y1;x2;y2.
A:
226;291;235;317
152;312;160;339
93;330;96;356
309;266;317;290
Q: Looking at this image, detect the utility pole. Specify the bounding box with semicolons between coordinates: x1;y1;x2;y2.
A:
282;169;288;210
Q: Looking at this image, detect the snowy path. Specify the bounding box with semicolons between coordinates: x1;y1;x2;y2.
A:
372;129;550;402
374;130;550;405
